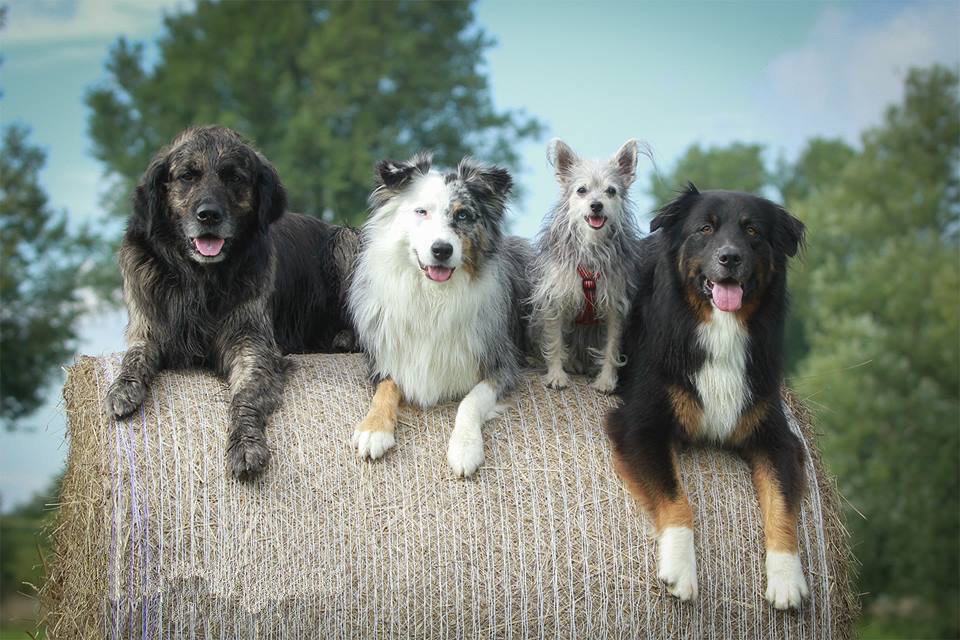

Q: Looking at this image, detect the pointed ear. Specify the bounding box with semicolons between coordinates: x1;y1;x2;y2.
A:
612;138;639;187
650;182;700;233
776;206;805;257
133;150;170;237
375;152;432;191
256;152;287;231
546;138;578;182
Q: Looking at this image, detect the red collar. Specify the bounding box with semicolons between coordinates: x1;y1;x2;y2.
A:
575;265;602;325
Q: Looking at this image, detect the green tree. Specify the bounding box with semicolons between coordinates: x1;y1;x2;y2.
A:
0;126;97;427
88;0;542;229
649;142;768;207
792;66;959;636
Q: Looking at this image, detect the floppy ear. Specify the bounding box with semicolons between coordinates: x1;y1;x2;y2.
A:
650;182;700;232
459;158;513;221
611;138;639;187
132;150;170;237
374;152;432;191
255;152;287;231
546;138;578;183
776;206;805;257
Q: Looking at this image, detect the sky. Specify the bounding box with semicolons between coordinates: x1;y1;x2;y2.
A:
1;0;958;510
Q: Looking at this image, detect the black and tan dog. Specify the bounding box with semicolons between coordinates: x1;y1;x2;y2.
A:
607;185;808;609
104;125;356;481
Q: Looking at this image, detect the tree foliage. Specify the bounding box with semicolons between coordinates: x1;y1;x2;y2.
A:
0;126;97;427
648;142;768;207
87;0;542;226
791;66;959;635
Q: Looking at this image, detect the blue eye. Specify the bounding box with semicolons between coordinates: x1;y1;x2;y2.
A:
454;209;470;222
415;208;427;217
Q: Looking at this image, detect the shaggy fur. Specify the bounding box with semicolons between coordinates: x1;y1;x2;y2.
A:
347;153;533;477
607;185;810;609
529;139;644;393
104;125;357;481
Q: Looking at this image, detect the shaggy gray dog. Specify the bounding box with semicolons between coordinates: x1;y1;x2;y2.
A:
529;139;644;393
104;126;356;481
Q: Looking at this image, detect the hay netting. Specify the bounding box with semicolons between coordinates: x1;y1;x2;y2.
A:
42;353;856;638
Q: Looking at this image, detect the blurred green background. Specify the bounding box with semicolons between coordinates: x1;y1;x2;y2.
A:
1;1;958;638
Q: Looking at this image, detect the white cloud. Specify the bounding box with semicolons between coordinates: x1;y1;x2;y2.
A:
760;3;960;151
4;0;188;45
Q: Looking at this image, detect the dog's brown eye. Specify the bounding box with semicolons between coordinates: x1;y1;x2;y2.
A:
700;224;713;234
746;225;759;237
415;208;427;217
576;186;587;195
179;170;199;182
606;187;617;197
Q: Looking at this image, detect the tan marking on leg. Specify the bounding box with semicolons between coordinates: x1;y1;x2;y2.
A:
751;456;799;553
668;385;702;439
357;379;401;435
729;400;769;447
612;448;694;533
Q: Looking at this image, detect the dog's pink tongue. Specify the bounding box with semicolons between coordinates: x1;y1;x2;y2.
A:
194;237;225;257
712;282;743;312
587;215;606;229
426;266;453;282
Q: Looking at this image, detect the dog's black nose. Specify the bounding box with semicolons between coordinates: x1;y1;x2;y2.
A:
590;202;603;214
431;241;454;262
196;204;224;225
717;246;742;267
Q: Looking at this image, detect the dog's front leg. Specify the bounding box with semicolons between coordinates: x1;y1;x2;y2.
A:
222;334;287;482
541;313;570;390
105;339;161;419
592;311;624;394
447;379;501;477
743;426;809;610
353;378;401;460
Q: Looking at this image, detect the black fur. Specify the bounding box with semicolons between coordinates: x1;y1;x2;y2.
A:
608;187;807;534
104;125;357;481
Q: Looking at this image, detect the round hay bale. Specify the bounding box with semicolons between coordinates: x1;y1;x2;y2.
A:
41;353;856;638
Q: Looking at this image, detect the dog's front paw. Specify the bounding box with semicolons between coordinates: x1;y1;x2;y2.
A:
104;378;146;419
227;430;271;482
765;551;808;610
352;429;396;460
591;369;617;394
542;369;570;390
658;527;698;601
447;429;484;478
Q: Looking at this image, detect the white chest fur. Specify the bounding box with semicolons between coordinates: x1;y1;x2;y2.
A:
351;235;503;408
692;309;751;442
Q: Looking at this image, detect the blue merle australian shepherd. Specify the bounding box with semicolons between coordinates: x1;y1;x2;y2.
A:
607;185;809;609
347;154;533;478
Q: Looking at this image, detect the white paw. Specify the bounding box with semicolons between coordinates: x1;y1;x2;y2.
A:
591;369;617;394
658;527;698;601
352;429;396;460
542;369;570;390
447;429;485;478
765;551;808;610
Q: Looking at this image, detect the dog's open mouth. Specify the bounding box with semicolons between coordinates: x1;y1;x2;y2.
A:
705;278;744;312
193;235;225;258
423;264;454;283
585;214;607;230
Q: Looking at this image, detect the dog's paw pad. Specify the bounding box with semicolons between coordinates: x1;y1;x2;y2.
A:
658;527;698;601
227;436;271;482
542;371;570;390
765;551;808;610
352;429;396;460
590;371;617;394
447;431;484;478
104;379;146;419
